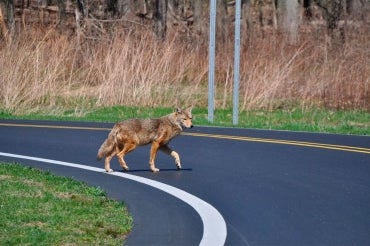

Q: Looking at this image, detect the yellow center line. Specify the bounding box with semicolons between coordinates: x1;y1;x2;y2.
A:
0;122;111;131
182;132;370;155
1;123;370;155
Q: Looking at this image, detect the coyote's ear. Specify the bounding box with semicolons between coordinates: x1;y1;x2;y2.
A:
175;107;183;115
186;106;193;112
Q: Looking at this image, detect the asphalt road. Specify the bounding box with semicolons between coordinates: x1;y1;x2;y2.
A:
1;119;370;245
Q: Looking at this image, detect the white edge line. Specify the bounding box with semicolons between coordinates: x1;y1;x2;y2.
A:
0;152;227;246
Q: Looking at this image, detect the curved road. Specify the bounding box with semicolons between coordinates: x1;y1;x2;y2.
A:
0;119;369;245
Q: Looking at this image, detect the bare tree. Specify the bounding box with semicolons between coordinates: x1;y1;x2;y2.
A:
314;0;345;45
76;0;86;18
56;0;66;28
1;0;14;35
277;0;301;44
192;0;204;35
0;1;7;40
152;0;167;40
217;0;229;44
241;0;253;46
167;0;179;24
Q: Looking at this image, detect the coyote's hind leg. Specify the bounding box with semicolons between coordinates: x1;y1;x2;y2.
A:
117;154;129;171
105;152;116;172
117;142;137;171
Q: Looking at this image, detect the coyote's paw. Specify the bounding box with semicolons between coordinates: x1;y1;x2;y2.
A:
151;167;160;172
106;169;114;173
176;164;182;170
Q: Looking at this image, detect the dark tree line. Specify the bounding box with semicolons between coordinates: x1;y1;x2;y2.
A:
0;0;369;43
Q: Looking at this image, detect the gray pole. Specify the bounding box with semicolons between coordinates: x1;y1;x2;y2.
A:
233;0;241;125
208;0;217;123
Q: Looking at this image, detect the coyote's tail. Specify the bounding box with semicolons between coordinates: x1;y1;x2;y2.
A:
97;132;116;160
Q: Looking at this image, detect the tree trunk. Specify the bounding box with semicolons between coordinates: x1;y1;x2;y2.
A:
241;0;253;46
192;0;204;35
217;0;228;44
0;1;8;40
152;0;167;40
76;0;86;18
314;0;345;46
5;0;14;33
167;0;179;25
277;0;301;44
57;0;66;28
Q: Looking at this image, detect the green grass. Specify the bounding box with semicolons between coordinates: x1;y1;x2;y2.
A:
1;106;369;135
0;163;132;245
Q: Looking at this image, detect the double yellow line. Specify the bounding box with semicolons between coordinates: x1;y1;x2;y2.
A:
182;132;370;155
1;122;370;155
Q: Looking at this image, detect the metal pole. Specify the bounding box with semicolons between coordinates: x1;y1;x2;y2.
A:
208;0;217;123
233;0;241;125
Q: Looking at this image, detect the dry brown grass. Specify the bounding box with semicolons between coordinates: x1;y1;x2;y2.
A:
0;25;369;115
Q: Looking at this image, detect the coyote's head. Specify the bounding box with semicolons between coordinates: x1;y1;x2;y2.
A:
175;107;193;129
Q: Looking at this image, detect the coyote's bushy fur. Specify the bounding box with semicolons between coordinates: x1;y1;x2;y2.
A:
97;107;193;172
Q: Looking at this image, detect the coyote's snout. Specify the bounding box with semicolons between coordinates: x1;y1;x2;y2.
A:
97;107;193;172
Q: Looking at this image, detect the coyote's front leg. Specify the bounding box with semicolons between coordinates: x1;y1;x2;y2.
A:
159;145;181;170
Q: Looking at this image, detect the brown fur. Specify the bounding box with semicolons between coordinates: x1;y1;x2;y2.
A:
97;107;193;172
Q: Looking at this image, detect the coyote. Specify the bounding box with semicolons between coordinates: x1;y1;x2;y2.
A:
97;107;193;172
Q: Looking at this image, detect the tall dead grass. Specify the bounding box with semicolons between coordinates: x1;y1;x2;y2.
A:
0;26;369;115
0;29;87;114
93;30;207;108
218;31;369;111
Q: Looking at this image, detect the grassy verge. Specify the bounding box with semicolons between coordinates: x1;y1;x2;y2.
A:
0;163;132;245
1;106;369;135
